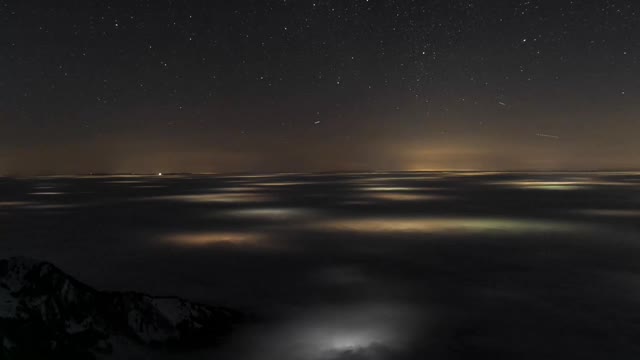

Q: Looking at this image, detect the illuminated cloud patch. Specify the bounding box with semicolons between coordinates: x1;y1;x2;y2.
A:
155;192;272;203
360;187;418;192
240;303;421;360
0;201;36;208
491;180;587;190
311;217;586;236
223;207;319;221
363;193;448;202
490;177;640;191
161;231;268;247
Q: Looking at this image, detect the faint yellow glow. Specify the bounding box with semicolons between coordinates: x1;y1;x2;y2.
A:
313;217;583;235
222;173;305;180
365;193;448;202
0;201;35;207
349;175;446;184
492;177;639;190
493;181;586;190
361;186;417;192
255;181;310;187
24;204;76;210
163;232;266;247
159;192;271;203
224;207;316;220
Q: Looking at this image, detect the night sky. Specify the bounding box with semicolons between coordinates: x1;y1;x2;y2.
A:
1;1;638;174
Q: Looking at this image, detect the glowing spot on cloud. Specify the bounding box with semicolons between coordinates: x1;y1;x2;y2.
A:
158;192;271;203
493;180;587;191
365;193;448;202
361;186;417;192
162;232;267;247
490;176;640;191
251;303;419;359
313;217;585;235
223;207;317;221
0;201;36;208
24;204;77;210
453;171;504;177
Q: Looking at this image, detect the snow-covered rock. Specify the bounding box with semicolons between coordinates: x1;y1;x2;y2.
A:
0;257;241;358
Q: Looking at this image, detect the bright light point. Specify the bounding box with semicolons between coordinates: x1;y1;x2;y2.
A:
158;172;163;176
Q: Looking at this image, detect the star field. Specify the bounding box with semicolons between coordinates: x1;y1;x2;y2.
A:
1;0;638;174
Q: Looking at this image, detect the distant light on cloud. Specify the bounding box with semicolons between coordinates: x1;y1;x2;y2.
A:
162;232;268;247
0;201;36;208
312;217;586;236
155;192;272;203
364;193;448;202
242;303;421;359
493;181;586;191
223;207;318;221
360;186;417;192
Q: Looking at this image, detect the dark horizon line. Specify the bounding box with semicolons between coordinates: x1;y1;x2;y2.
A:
2;169;640;177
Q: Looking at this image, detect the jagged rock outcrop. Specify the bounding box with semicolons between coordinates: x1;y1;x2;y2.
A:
0;257;241;359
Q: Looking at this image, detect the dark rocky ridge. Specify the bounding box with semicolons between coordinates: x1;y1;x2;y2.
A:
0;257;241;359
